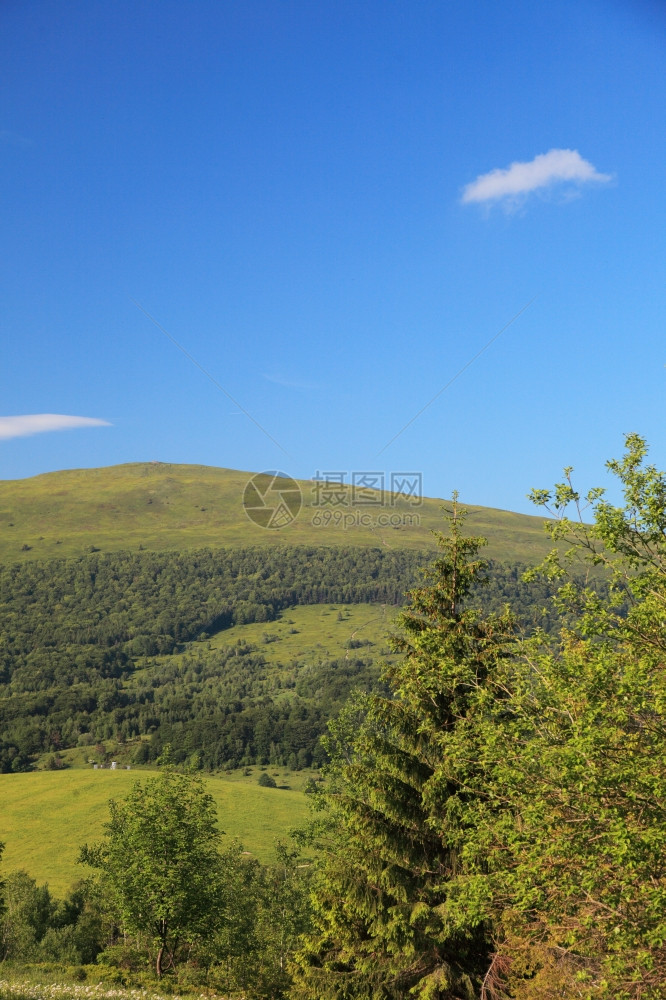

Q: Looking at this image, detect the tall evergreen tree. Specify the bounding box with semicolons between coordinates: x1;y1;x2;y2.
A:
291;498;516;1000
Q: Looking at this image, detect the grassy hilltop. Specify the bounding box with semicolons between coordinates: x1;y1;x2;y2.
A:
0;461;553;564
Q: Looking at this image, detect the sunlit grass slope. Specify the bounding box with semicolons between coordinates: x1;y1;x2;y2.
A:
0;769;309;896
0;462;552;564
135;602;397;678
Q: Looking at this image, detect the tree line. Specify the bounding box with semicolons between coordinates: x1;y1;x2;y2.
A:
0;544;561;773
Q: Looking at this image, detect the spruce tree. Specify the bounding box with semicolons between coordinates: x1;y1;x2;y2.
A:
291;498;515;1000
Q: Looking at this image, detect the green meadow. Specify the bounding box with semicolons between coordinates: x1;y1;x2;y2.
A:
0;461;553;564
132;601;398;680
209;601;396;659
0;769;310;896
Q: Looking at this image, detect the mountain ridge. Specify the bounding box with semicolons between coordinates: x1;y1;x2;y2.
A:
0;460;554;564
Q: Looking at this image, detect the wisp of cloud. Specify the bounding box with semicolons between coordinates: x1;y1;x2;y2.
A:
0;414;111;440
462;148;612;205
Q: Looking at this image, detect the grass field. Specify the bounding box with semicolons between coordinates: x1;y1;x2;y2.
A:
133;601;398;679
124;602;397;712
0;768;310;896
0;461;554;564
209;601;396;658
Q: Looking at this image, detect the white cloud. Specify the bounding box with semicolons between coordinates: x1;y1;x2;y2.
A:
0;414;111;440
462;149;612;205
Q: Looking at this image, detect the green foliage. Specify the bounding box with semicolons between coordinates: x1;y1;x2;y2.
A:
71;769;314;992
79;769;226;976
0;875;107;967
292;499;516;999
0;839;312;996
201;840;312;998
258;772;277;788
0;871;49;961
296;440;666;998
0;544;561;774
435;435;666;998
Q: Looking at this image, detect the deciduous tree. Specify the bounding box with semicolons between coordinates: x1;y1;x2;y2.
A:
80;767;225;976
440;434;666;998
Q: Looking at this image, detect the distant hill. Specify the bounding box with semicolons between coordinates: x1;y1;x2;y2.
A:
0;461;553;564
0;461;562;780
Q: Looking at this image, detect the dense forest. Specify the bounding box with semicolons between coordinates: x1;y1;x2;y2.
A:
0;545;561;773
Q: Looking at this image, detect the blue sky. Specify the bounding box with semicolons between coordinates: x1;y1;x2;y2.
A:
1;0;665;514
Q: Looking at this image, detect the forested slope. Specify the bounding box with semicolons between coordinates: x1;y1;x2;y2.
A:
0;545;560;772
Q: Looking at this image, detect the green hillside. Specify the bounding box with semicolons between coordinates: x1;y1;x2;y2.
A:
0;461;552;564
0;461;564;782
0;768;309;896
0;548;561;774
